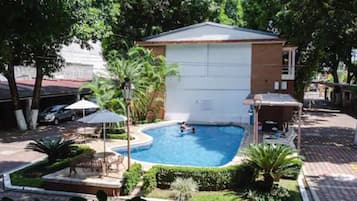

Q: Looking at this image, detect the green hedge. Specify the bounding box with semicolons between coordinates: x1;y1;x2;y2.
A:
107;133;129;140
10;145;95;188
123;163;143;195
142;166;158;195
142;164;256;194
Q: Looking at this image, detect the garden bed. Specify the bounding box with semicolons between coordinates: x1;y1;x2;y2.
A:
10;145;94;188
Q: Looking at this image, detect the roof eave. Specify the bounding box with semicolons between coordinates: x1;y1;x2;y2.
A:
136;38;286;46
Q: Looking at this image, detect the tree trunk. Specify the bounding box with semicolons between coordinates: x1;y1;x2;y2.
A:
331;69;339;84
263;173;274;192
29;64;44;130
331;67;342;105
4;63;28;131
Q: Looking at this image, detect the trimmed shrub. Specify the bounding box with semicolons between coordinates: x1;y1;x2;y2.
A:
143;164;256;192
123;163;143;195
142;166;158;195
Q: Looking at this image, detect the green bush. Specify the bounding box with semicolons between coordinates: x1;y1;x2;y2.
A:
144;164;256;192
123;163;143;195
10;145;95;188
106;127;126;134
107;133;134;140
142;167;158;195
242;185;290;201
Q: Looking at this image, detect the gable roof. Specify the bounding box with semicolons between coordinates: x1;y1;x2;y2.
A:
139;22;284;45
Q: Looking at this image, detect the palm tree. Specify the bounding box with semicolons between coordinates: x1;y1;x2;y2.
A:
26;137;75;164
244;143;303;191
83;46;178;122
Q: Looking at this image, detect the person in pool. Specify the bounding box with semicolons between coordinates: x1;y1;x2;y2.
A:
180;121;195;133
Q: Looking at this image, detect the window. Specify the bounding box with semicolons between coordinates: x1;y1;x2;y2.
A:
282;51;289;66
274;81;280;90
281;81;287;90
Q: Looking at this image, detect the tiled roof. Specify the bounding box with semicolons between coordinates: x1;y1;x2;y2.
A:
0;79;91;102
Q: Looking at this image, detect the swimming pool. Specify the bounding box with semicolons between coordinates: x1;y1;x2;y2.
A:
113;124;245;167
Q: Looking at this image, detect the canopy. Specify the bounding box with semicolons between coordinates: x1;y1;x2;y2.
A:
243;93;303;151
77;110;127;123
66;99;99;110
243;93;303;107
66;99;99;117
77;110;127;174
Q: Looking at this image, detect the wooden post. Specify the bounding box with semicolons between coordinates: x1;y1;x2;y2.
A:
103;122;107;175
297;105;302;152
253;104;259;144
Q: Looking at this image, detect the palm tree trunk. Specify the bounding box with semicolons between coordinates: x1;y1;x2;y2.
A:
263;173;274;192
4;62;28;130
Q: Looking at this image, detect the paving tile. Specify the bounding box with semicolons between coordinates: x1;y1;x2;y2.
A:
301;107;357;201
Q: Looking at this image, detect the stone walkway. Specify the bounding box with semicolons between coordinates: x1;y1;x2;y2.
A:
301;107;357;201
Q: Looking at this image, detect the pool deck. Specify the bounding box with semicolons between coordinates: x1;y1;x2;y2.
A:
87;121;253;171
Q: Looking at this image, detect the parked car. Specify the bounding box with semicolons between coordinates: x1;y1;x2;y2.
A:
38;105;76;125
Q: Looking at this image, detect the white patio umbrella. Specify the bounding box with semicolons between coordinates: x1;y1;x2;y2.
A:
66;99;99;118
77;110;127;173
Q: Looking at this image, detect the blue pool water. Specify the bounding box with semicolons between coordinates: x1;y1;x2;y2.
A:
113;124;245;167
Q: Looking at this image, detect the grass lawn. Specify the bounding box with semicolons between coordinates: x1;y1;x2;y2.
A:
146;179;301;201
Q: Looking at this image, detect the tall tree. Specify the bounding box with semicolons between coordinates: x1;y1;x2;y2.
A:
102;0;220;56
242;0;282;31
0;0;33;130
22;0;81;129
218;0;245;26
0;0;104;130
277;0;357;100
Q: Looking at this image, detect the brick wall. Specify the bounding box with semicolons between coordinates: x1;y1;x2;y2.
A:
146;46;166;56
251;43;282;94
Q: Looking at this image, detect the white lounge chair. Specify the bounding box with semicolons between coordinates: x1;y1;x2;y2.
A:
263;128;297;149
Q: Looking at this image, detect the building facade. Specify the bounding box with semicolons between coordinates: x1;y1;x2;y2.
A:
139;22;297;123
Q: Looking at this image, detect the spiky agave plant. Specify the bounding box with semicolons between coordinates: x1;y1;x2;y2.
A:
244;143;303;192
26;137;75;164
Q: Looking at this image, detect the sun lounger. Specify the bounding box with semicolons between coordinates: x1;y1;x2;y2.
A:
77;127;101;138
63;131;86;144
263;128;297;149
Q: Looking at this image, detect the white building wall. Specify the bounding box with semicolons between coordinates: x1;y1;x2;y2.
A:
0;41;106;81
165;43;251;123
60;42;106;75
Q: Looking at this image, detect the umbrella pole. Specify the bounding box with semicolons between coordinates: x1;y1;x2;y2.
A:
83;108;85;118
103;122;106;175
